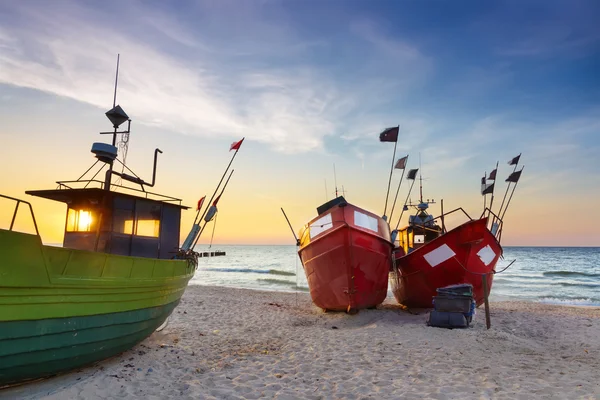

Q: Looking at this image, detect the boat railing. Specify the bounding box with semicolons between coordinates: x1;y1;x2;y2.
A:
0;194;40;236
55;179;184;205
480;207;504;241
429;207;473;234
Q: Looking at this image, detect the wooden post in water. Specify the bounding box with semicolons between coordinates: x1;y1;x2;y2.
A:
482;274;491;329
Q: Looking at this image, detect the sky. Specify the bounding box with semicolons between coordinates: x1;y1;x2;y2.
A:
0;0;599;246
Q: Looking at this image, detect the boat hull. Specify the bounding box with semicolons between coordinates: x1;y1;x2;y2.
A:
390;218;501;308
298;202;393;312
0;301;177;386
0;229;195;386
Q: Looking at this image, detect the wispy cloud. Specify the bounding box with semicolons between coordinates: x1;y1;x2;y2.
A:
0;1;431;154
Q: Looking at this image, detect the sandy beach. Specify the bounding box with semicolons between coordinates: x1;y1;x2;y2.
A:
2;285;599;400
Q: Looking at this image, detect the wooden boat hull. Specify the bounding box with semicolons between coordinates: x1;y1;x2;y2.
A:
0;229;195;386
298;202;393;312
390;218;501;308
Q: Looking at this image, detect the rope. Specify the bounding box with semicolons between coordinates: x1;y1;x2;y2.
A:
295;248;299;308
494;259;516;274
208;212;218;249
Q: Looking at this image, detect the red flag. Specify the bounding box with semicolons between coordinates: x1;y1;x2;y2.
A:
196;196;206;211
394;155;408;169
212;194;222;206
488;169;497;181
379;126;399;142
230;137;244;151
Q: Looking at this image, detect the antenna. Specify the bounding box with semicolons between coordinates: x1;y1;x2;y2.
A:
333;163;338;197
113;54;120;108
419;153;423;203
110;54;130;176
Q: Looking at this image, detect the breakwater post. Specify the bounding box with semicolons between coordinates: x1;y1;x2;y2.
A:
198;251;226;258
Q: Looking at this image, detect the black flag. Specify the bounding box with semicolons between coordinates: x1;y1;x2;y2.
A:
508;154;521;166
482;183;494;195
407;168;419;180
506;169;523;183
379;126;399;142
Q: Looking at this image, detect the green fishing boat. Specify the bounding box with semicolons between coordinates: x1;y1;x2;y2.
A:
0;67;207;386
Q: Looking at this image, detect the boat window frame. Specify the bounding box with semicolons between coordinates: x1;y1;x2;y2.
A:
353;210;379;233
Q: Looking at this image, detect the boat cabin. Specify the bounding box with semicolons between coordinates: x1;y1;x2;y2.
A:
396;202;442;254
25;102;190;260
26;188;188;259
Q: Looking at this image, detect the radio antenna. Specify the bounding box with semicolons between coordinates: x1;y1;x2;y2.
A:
113;54;120;108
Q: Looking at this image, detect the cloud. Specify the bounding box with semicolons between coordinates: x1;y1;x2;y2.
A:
0;1;432;154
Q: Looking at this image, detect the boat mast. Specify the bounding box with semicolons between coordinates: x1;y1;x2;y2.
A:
419;153;423;203
104;55;119;190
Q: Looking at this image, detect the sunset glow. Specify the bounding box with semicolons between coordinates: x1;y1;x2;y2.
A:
1;1;598;247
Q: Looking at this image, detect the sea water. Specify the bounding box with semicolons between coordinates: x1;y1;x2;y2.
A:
191;245;600;306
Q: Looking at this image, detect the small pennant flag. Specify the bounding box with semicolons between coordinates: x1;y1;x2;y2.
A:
230;137;244;151
196;195;206;211
481;175;486;192
506;169;523;183
508;154;521;165
488;169;497;181
395;156;408;169
212;194;222;206
482;183;494;195
379;126;399;142
407;168;419;180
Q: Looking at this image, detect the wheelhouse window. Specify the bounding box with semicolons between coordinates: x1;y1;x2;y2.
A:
111;198;161;238
66;208;96;232
133;201;161;238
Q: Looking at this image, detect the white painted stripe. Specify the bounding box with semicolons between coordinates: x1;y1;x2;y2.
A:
423;244;456;268
309;214;333;239
354;210;378;233
477;245;496;266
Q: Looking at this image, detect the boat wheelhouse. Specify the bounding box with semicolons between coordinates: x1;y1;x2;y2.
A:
27;182;187;259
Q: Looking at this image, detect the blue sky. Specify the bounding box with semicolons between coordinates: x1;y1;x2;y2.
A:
0;0;599;245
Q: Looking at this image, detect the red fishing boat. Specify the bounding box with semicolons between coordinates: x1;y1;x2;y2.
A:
389;156;524;308
297;196;393;312
390;205;503;308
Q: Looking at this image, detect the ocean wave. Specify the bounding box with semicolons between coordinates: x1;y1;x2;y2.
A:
268;269;296;276
538;296;600;306
199;267;295;276
557;281;600;288
542;271;600;278
257;278;295;286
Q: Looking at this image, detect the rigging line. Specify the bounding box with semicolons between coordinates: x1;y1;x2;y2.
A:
84;163;108;189
208;212;218;249
296;250;299;308
76;159;101;181
113;157;142;178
